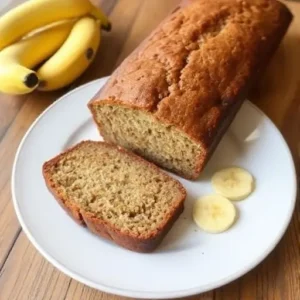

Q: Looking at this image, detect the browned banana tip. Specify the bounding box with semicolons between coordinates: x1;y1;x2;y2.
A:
101;21;112;32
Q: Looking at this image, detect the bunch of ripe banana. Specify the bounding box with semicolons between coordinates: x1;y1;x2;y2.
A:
0;0;111;95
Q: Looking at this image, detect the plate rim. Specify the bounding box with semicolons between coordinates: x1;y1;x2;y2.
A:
11;77;298;299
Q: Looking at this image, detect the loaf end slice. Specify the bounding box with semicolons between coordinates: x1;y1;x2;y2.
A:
42;141;186;252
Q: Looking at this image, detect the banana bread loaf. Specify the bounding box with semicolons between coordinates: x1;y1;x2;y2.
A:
42;141;186;252
88;0;292;179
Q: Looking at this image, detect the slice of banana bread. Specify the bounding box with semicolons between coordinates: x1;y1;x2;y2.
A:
42;141;186;252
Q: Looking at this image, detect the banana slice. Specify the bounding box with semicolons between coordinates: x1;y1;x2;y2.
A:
211;167;254;201
193;194;237;233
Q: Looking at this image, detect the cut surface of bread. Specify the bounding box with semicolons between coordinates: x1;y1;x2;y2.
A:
92;105;203;179
42;141;186;252
88;0;292;180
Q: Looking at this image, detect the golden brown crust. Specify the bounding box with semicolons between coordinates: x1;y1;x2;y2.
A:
42;141;186;253
82;203;184;252
88;0;292;179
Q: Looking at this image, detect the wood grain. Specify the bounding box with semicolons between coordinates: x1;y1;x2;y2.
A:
0;233;72;300
0;0;299;300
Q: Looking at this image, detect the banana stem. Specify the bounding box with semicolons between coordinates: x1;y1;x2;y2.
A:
89;7;111;31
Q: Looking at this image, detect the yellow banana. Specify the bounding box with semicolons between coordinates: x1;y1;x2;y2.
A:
0;0;110;51
37;17;101;92
0;20;75;95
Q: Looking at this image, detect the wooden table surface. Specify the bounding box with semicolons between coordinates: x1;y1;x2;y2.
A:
0;1;299;299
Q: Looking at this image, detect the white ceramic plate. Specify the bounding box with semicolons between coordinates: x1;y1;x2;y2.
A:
12;77;297;299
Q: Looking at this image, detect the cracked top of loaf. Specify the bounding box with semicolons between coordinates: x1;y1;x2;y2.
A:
90;0;292;148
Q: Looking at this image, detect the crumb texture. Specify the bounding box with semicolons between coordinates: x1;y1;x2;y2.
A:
44;142;184;237
95;106;202;178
